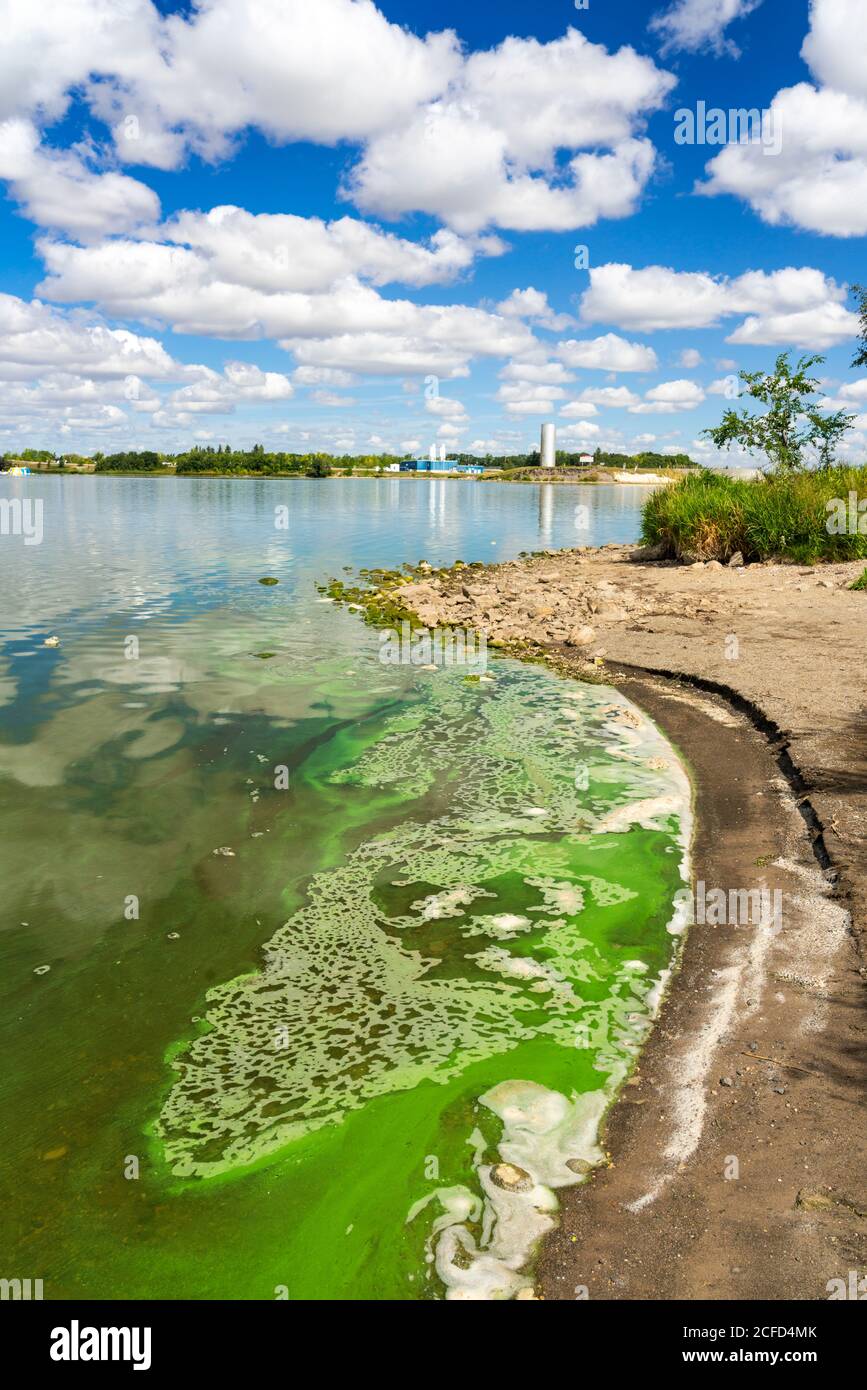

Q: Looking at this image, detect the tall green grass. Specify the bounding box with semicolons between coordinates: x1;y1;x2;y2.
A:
641;467;867;564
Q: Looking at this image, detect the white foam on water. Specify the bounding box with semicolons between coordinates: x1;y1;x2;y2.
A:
427;1079;610;1301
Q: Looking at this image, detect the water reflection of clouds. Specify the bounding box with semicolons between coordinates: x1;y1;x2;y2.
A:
2;476;651;713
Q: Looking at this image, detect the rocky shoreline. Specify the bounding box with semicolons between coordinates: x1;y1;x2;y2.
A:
341;543;867;1300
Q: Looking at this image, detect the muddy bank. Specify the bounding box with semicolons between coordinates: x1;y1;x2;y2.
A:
541;673;863;1300
386;545;867;1299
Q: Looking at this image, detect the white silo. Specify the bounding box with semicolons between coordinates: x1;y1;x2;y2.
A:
541;422;556;468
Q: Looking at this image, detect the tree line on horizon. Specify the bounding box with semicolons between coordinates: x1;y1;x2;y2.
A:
1;443;697;474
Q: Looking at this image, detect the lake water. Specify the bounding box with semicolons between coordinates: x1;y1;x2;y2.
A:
0;475;689;1300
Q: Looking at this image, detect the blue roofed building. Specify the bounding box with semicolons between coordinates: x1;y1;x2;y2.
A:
400;457;484;475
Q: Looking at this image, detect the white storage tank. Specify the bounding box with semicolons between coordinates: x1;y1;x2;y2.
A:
541;423;556;468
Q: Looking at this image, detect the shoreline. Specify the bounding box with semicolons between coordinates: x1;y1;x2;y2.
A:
540;669;861;1300
354;542;866;1299
3;469;673;485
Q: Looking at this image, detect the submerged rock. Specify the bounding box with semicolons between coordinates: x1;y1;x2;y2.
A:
490;1163;535;1193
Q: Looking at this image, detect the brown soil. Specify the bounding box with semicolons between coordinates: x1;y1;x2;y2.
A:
396;546;867;1300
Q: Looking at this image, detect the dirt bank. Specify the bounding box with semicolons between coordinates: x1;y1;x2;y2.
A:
393;546;867;1300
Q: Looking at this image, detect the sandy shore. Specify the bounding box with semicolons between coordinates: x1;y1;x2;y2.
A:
389;546;867;1299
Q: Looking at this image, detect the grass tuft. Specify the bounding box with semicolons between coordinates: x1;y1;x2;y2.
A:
641;467;867;564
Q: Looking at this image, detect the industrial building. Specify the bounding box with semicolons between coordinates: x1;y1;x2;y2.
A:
399;457;485;475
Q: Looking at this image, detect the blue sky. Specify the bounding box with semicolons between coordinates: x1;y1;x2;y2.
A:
0;0;865;461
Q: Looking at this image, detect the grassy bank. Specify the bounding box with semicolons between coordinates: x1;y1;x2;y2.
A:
641;467;867;564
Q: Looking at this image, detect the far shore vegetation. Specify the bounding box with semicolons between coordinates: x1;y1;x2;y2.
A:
0;444;695;477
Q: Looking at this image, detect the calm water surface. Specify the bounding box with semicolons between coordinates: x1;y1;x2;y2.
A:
0;476;688;1300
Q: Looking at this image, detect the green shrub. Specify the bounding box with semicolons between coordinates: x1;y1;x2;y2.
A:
641;466;867;564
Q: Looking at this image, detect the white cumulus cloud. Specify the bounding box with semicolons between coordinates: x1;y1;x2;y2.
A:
649;0;763;57
578;262;858;346
557;333;659;372
0;118;159;237
698;0;867;236
629;379;705;413
347;29;674;232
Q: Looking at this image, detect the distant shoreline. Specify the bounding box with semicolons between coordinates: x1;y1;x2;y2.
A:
3;467;676;485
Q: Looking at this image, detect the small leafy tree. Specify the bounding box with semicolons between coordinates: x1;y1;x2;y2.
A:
702;353;854;473
805;409;854;470
852;284;867;369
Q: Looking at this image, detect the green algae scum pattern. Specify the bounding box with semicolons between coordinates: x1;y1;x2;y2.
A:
157;662;689;1300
